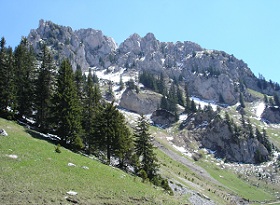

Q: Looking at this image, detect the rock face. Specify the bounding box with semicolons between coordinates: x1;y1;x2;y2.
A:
27;20;280;105
261;106;280;123
119;89;161;114
151;109;177;127
28;20;117;70
181;112;269;163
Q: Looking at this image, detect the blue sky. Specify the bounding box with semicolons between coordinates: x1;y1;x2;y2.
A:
1;0;280;83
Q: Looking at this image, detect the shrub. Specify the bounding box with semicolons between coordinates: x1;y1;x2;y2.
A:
55;144;61;153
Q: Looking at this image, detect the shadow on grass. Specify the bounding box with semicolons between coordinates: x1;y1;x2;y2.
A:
25;129;59;146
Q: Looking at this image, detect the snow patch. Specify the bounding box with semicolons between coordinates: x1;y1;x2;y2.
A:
191;96;218;111
166;137;174;141
179;114;188;122
255;101;265;119
173;144;187;153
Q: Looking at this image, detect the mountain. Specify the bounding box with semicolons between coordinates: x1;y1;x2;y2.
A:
1;19;280;204
26;19;280;162
28;20;280;106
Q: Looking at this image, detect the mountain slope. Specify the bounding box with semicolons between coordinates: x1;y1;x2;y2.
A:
0;118;181;205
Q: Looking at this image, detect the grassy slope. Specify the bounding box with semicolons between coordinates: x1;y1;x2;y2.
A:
0;118;181;205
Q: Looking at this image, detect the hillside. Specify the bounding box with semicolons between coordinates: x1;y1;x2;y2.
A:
0;118;182;205
1;19;280;205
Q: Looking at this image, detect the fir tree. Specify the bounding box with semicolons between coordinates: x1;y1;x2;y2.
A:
264;94;268;105
0;37;8;111
0;37;16;117
14;37;36;118
239;93;245;108
190;99;197;112
82;72;102;154
51;59;83;149
184;83;191;112
157;72;166;95
273;93;280;106
119;75;124;90
177;86;184;107
134;115;159;180
74;65;85;101
34;44;55;131
93;102;132;165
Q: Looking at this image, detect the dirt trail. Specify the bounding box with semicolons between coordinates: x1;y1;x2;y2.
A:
153;140;222;186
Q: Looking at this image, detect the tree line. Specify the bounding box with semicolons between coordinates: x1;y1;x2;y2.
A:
0;37;172;193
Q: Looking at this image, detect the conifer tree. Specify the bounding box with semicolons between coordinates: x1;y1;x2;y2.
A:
74;65;85;101
14;37;36;118
82;72;102;153
157;72;166;95
35;44;55;131
52;59;83;149
93;102;132;165
0;37;8;111
177;86;184;107
184;83;191;112
134;115;159;180
239;93;245;108
190;99;197;112
273;93;280;106
0;37;15;116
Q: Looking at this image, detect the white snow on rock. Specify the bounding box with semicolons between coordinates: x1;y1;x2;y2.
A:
191;96;218;111
255;101;265;119
179;114;188;122
173;145;187;154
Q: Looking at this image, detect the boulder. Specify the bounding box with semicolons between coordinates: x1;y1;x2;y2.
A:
119;89;161;115
261;106;280;124
151;109;177;128
0;129;8;136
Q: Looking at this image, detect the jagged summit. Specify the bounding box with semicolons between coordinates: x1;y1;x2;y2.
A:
27;20;279;105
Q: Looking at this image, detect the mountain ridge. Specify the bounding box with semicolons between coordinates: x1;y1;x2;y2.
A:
27;20;280;106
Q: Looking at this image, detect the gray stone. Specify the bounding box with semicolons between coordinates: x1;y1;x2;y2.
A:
0;129;8;136
119;88;161;115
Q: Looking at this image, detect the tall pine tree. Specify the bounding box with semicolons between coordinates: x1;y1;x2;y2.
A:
134;115;159;180
93;101;133;165
14;37;36;118
82;72;102;154
35;44;55;131
0;37;16;117
52;59;83;149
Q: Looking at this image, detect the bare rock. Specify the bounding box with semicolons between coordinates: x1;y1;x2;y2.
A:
119;89;161;114
261;106;280;124
151;109;177;128
182;112;269;163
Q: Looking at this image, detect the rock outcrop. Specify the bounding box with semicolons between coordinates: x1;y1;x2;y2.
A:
151;109;177;128
119;88;161;114
261;106;280;124
181;112;269;163
28;19;117;70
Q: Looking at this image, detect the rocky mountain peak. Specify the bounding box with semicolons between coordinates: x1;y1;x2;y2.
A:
27;20;280;105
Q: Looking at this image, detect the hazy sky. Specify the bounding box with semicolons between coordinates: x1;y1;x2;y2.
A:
1;0;279;83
